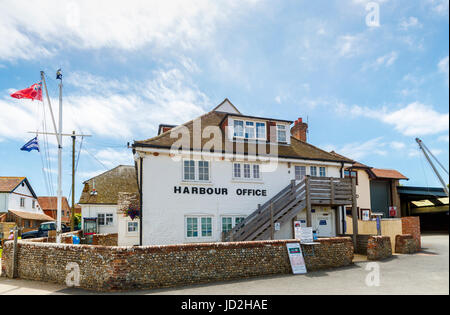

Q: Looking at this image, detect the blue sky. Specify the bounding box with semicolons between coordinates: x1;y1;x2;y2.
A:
0;0;448;201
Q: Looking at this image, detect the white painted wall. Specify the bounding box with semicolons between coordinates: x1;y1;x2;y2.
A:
118;214;140;246
356;169;371;210
139;150;344;245
81;204;118;234
7;183;42;214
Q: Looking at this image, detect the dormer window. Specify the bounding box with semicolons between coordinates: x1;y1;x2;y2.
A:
233;119;266;140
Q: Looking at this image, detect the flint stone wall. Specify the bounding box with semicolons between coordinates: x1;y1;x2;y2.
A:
1;237;353;292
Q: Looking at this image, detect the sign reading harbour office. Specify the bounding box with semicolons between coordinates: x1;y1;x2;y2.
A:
174;186;268;197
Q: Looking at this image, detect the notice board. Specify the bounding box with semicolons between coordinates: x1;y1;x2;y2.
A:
286;243;307;274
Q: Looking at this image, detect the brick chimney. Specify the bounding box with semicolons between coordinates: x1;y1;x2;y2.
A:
291;118;308;142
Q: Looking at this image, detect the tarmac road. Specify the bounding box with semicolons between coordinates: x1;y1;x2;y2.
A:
0;233;448;295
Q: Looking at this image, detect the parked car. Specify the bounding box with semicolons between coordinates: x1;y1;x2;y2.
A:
21;222;70;239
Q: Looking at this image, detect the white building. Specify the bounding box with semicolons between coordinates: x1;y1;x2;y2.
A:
0;177;54;233
133;99;354;246
78;165;140;246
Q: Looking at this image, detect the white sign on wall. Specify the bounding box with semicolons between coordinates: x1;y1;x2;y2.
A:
294;221;313;244
286;243;307;274
362;209;370;221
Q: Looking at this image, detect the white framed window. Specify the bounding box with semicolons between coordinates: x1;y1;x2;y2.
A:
222;215;247;233
295;166;306;180
98;213;114;226
256;122;266;140
127;221;139;233
277;124;287;143
319;167;327;177
32;200;36;209
186;216;213;239
253;165;260;179
233;120;244;138
183;160;210;182
310;166;317;177
245;121;255;139
183;160;196;181
233;163;262;181
20;197;25;208
233;163;241;178
233;119;266;140
244;164;251;178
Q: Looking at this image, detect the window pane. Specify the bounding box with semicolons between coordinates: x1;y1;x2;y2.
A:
184;160;195;180
295;166;306;180
245;121;255;139
199;161;209;181
277;125;287;142
222;217;233;233
319;167;326;177
201;217;212;237
233;163;241;178
253;165;260;179
234;120;244;137
187;218;198;237
98;214;105;226
256;123;266;139
235;217;245;225
244;164;251;178
128;222;138;232
310;166;317;176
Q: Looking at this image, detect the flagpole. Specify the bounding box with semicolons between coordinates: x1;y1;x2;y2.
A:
56;70;63;242
40;72;60;147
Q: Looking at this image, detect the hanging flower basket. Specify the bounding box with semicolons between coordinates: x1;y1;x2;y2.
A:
124;204;140;220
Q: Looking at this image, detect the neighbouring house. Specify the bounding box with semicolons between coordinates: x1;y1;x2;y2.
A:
0;177;54;235
132;99;356;246
329;152;409;220
78;165;140;246
37;196;72;224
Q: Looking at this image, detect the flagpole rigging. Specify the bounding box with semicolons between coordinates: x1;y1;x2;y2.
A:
40;72;60;147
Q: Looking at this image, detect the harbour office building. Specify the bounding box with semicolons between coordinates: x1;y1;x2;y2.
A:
133;99;354;245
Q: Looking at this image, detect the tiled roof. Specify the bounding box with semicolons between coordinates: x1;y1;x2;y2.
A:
78;165;139;205
9;209;55;221
371;168;409;180
37;197;71;211
134;110;352;163
0;177;26;192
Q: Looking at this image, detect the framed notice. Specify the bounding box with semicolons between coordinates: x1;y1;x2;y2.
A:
294;221;313;244
286;243;307;274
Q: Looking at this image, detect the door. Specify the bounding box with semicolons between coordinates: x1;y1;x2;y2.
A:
313;209;335;237
370;180;391;217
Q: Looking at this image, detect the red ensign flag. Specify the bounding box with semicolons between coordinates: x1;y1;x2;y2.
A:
10;82;43;101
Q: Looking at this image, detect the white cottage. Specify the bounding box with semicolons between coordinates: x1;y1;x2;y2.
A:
0;177;54;234
133;99;356;246
78;165;140;246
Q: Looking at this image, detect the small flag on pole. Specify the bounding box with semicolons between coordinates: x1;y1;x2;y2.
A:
10;82;43;101
20;137;40;152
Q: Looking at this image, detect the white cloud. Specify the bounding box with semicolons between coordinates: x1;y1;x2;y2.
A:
390;141;406;150
336;35;364;58
325;137;388;161
399;17;421;30
427;0;449;15
363;51;398;70
338;102;449;137
94;148;133;168
0;67;211;143
0;0;260;61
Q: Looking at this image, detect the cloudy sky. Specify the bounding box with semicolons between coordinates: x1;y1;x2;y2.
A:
0;0;448;200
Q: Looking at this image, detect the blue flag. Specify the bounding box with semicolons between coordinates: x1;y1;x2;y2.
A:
20;137;40;152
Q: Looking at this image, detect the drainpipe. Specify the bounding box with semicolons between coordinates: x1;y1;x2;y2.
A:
139;157;143;246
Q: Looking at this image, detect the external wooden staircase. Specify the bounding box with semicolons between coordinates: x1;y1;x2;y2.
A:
223;176;357;242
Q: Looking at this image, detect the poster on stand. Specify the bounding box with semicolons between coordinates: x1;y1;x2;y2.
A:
286;243;307;274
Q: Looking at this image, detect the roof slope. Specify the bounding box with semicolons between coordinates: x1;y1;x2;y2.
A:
9;209;55;221
371;168;409;180
134;110;352;163
37;197;71;211
78;165;139;205
0;177;26;192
